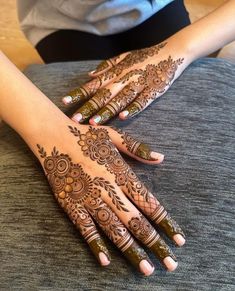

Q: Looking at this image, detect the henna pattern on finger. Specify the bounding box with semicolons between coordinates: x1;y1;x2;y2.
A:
113;127;154;161
68;77;102;104
74;88;112;121
93;56;121;74
97;82;141;124
128;214;177;264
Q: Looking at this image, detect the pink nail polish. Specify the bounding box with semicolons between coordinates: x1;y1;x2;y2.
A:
150;152;164;161
119;110;129;119
139;260;154;276
62;95;72;105
163;257;178;272
99;252;110;266
72;113;82;123
173;234;186;246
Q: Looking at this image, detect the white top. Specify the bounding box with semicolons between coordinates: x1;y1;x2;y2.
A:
17;0;173;46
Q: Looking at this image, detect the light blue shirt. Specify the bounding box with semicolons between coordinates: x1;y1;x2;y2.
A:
17;0;174;46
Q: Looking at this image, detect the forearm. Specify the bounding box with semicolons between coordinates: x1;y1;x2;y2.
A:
0;51;69;146
170;0;235;62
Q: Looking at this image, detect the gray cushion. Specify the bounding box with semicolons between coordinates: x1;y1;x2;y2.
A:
0;58;234;290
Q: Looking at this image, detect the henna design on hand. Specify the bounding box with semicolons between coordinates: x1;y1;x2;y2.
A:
37;144;154;269
113;127;154;160
124;57;184;117
128;214;177;264
95;82;141;124
68;127;185;242
73;88;112;121
103;42;167;81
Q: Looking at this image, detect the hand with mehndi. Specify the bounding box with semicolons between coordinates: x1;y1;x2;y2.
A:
0;51;185;277
62;41;190;125
36;123;185;276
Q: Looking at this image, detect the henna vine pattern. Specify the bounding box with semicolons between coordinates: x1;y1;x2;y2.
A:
37;145;134;254
103;42;167;81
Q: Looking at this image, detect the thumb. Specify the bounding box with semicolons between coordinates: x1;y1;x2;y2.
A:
107;127;164;165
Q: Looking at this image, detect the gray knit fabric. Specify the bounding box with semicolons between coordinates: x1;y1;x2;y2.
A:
0;58;234;290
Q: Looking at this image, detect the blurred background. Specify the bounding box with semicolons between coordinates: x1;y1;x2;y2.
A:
0;0;234;70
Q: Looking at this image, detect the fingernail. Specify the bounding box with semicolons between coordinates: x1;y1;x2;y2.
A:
119;110;129;119
150;152;164;162
62;95;72;105
99;252;110;266
173;234;186;246
72;113;82;123
92;115;101;124
163;257;178;272
139;259;154;276
89;70;96;74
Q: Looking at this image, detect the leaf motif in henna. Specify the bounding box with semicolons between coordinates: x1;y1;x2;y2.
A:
93;177;129;212
37;144;47;158
68;125;81;137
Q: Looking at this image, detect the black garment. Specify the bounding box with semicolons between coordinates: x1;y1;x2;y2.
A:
36;0;190;63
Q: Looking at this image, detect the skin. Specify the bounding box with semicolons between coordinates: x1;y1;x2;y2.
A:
62;0;235;125
0;52;185;276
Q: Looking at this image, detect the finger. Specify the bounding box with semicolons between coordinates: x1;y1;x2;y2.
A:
107;127;164;164
88;53;129;77
97;181;177;272
72;82;125;123
59;198;111;266
121;173;186;246
62;77;103;105
89;81;143;125
85;188;155;276
119;87;160;119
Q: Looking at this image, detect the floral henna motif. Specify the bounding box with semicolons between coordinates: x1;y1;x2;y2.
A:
125;57;184;116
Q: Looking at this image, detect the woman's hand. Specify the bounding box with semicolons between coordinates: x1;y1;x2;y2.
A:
35;122;185;276
62;40;190;125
